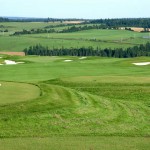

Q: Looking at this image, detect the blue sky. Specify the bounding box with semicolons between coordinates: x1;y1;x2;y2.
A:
0;0;149;19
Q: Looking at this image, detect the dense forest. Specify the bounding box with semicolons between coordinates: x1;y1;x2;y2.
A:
24;42;150;58
91;18;150;28
0;17;86;22
1;17;150;28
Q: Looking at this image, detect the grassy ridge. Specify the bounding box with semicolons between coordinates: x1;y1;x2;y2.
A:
0;79;149;137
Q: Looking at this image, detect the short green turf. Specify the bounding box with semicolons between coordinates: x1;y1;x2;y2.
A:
0;56;149;138
0;81;40;105
0;137;149;150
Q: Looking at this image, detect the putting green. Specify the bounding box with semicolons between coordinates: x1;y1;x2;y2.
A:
0;81;41;105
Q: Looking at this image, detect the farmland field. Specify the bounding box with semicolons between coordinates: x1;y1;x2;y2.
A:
0;21;150;150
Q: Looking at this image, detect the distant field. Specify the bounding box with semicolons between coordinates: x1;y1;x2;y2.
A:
0;22;150;52
0;22;59;33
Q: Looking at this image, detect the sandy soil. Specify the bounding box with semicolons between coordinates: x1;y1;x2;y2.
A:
3;60;25;65
120;27;150;32
63;21;84;24
130;27;144;32
4;60;17;65
64;60;73;62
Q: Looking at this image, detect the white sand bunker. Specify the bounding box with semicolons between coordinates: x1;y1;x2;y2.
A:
79;57;87;59
4;60;25;65
132;62;150;66
4;60;17;65
0;64;3;65
64;60;73;62
0;57;2;59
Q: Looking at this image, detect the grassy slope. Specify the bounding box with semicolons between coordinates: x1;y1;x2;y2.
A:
0;56;149;146
28;29;148;40
0;22;59;33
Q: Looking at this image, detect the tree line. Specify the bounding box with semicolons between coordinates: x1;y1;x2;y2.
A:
0;17;9;22
12;24;120;36
0;25;9;32
60;24;117;33
44;23;85;29
90;18;150;28
1;17;150;28
24;42;150;58
12;28;55;35
0;17;86;22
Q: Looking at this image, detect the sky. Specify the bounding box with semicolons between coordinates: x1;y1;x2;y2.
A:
0;0;149;19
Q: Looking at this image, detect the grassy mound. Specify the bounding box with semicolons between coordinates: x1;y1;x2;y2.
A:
0;77;149;137
0;81;41;105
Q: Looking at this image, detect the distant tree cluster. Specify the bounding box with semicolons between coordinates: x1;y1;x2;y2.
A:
12;24;118;36
12;28;55;35
44;23;87;29
0;25;9;32
44;24;69;29
5;17;86;22
91;18;150;28
24;42;150;58
0;17;9;22
60;24;116;33
124;27;134;32
45;18;86;23
0;29;8;32
141;28;150;32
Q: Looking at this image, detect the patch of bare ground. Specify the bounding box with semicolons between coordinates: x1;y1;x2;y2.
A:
130;27;144;32
120;27;150;32
0;52;25;56
63;21;85;24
